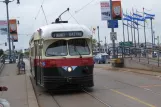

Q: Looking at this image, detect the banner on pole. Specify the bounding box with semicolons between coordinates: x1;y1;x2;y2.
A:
112;1;122;20
0;20;7;35
0;19;18;42
100;1;111;20
9;19;18;42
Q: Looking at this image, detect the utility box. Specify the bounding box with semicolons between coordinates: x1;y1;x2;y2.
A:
110;58;124;67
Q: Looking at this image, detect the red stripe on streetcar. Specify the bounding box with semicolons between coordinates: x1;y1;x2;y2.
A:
33;58;94;68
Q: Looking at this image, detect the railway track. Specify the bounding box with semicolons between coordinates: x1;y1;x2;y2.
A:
49;88;113;107
82;88;112;107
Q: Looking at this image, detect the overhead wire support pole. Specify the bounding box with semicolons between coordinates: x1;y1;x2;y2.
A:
110;0;116;58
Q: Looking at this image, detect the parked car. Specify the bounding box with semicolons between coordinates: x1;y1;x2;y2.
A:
93;53;110;64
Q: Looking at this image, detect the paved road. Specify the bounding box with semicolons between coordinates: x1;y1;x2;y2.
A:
24;59;161;107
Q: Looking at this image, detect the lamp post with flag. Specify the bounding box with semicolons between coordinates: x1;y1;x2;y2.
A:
144;12;155;57
143;8;147;49
0;0;20;63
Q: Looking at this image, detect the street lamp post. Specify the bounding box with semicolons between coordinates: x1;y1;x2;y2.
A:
97;26;101;52
109;0;116;58
0;0;20;63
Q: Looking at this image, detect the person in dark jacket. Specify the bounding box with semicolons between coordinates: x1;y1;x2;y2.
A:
0;86;8;91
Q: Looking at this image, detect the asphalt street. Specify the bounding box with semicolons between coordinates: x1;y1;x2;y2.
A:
24;59;161;107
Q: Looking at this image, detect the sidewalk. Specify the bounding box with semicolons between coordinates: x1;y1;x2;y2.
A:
0;63;39;107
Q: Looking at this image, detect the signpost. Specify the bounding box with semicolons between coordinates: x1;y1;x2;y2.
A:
100;0;122;59
110;32;117;40
108;20;118;28
119;41;133;47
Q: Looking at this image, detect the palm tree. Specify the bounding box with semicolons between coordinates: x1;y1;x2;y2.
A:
92;39;97;48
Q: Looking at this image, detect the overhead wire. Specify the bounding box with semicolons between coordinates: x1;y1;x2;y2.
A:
35;0;45;20
68;11;85;31
68;0;97;20
30;0;46;30
41;5;48;24
68;11;80;25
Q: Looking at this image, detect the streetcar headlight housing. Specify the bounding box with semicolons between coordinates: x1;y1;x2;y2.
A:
67;67;72;72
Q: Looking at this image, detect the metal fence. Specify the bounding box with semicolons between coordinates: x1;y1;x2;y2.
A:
0;55;5;72
108;46;161;67
123;47;161;67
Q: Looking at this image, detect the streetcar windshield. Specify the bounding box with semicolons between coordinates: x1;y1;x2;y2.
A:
46;40;67;56
68;39;90;56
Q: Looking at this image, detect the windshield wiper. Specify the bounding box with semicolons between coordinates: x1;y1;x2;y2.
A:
74;46;82;58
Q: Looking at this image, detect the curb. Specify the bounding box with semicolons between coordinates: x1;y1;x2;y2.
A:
26;75;39;107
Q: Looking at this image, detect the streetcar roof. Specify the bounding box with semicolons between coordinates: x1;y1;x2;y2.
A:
30;23;92;42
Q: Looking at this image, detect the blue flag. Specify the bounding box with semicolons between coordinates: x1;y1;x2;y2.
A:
123;18;132;21
144;12;155;17
133;13;144;21
133;13;143;18
145;16;154;19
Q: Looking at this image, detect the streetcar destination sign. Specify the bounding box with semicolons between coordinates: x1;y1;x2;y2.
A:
52;31;83;38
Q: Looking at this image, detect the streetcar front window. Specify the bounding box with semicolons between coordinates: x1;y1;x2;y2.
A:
46;40;67;56
68;39;90;56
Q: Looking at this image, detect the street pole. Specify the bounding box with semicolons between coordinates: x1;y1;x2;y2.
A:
97;26;100;53
153;31;155;46
105;36;107;53
131;20;133;43
143;8;147;49
0;0;20;63
137;20;140;47
157;36;159;46
127;21;130;42
151;18;154;57
6;0;12;63
122;21;125;42
110;0;116;58
133;24;136;47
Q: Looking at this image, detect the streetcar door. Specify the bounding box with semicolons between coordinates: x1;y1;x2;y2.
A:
36;42;41;85
34;41;38;85
39;41;43;86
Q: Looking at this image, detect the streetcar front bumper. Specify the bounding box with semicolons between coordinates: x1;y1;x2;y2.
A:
43;75;94;89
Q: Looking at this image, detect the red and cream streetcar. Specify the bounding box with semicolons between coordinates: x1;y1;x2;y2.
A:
29;21;94;89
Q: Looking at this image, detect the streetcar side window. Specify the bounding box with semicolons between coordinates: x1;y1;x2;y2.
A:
68;39;90;56
45;40;67;57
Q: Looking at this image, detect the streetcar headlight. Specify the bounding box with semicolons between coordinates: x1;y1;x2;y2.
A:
67;67;72;72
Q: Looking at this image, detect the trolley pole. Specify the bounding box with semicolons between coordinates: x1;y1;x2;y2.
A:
0;0;20;63
110;0;116;58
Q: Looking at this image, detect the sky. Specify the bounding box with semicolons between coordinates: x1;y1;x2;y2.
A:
0;0;159;50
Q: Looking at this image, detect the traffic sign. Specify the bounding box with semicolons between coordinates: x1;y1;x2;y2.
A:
110;32;117;40
119;41;133;47
108;20;118;28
